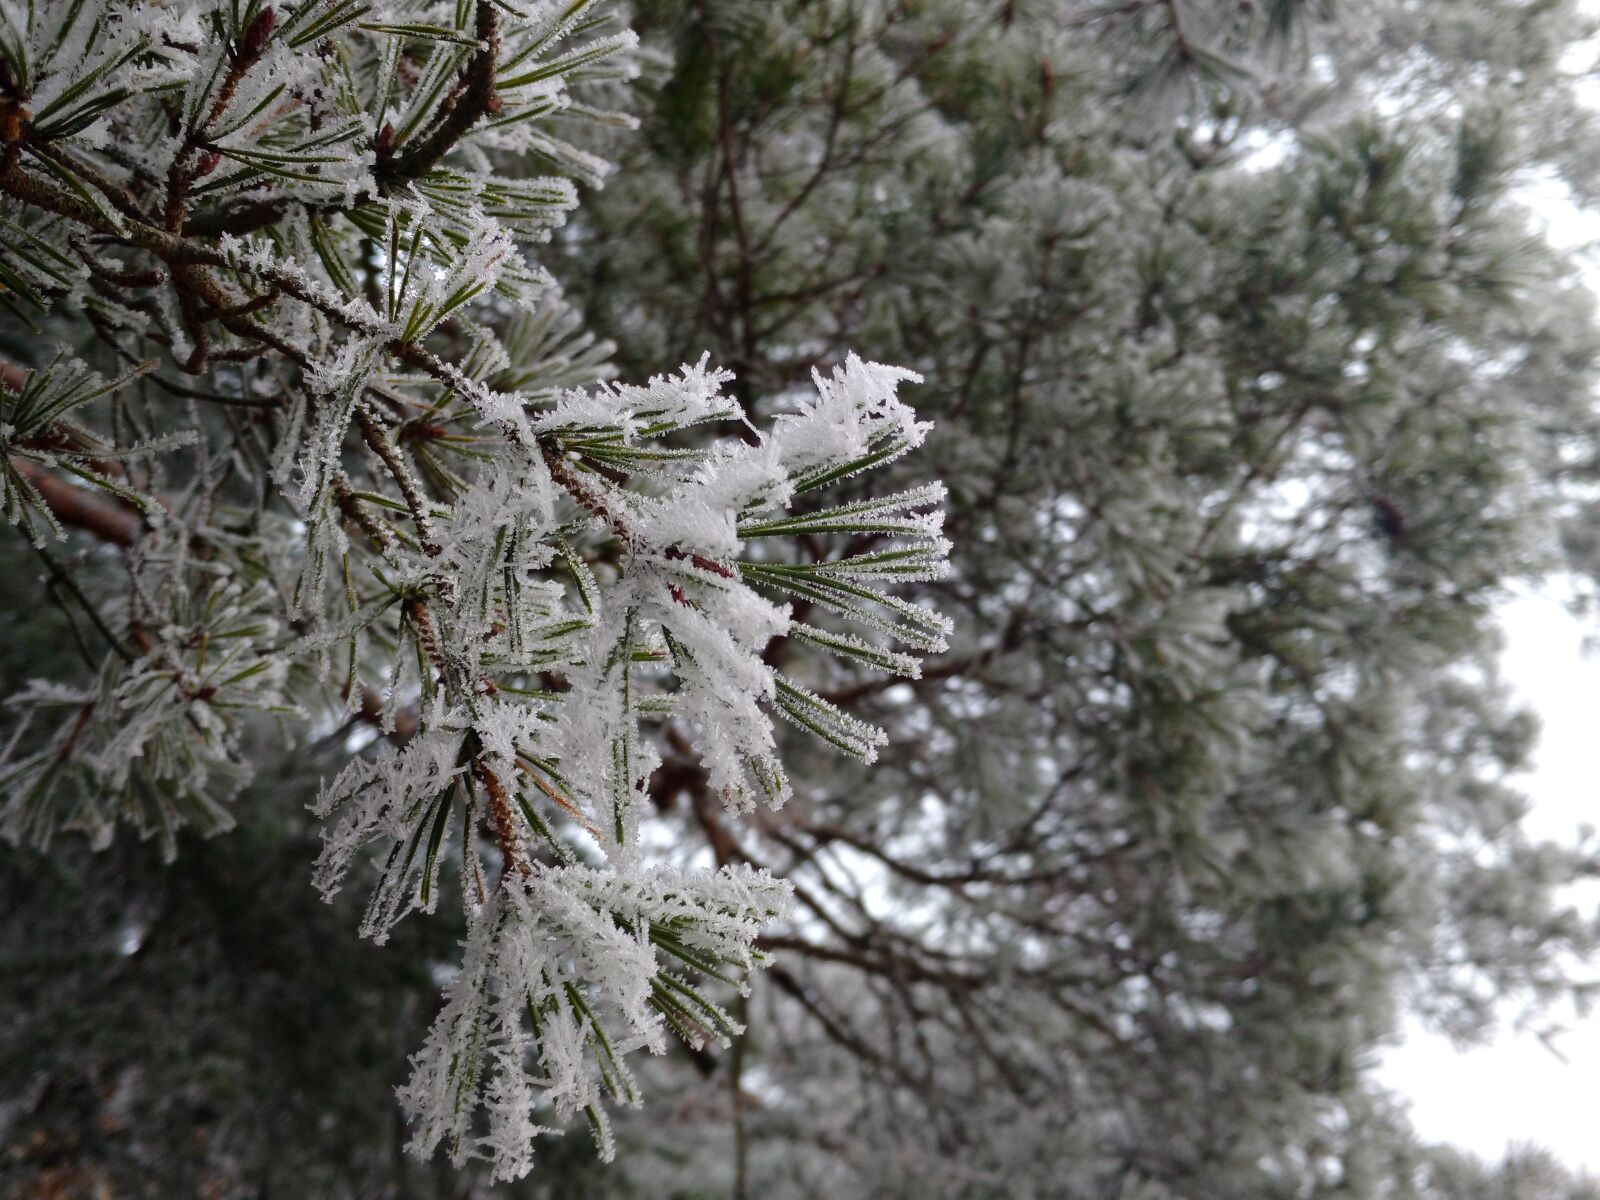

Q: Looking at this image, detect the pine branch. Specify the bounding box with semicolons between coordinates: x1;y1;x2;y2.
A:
0;5;950;1180
382;1;501;184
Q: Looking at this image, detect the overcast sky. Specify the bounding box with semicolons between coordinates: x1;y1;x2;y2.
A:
1377;172;1600;1172
1379;589;1600;1172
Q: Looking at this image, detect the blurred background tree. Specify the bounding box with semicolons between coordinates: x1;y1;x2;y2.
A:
9;0;1600;1197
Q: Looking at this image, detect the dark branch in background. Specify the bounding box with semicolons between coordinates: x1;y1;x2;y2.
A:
9;459;140;547
4;360;141;547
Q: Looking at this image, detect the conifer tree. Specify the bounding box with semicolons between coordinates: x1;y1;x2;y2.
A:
548;1;1600;1195
6;1;1600;1198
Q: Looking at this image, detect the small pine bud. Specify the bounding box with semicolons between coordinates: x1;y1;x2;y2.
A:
0;101;27;145
1371;495;1407;542
239;6;276;59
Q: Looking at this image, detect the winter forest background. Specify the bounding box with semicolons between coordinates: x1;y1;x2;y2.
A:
5;0;1600;1196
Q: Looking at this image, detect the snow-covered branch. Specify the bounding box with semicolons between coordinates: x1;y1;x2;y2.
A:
0;0;949;1175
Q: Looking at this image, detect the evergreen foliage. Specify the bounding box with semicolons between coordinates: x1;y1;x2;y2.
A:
554;0;1600;1195
5;0;1600;1197
0;0;949;1182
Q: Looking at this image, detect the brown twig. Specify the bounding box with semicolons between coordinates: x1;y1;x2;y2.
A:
8;458;140;546
476;755;532;878
384;1;501;182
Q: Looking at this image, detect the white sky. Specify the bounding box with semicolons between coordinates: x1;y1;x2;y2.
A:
1379;589;1600;1171
1376;169;1600;1174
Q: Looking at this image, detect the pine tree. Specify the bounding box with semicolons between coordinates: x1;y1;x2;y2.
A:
547;1;1600;1195
7;1;1600;1198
